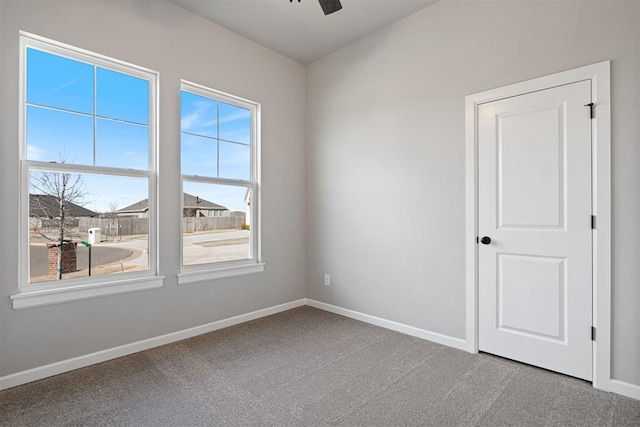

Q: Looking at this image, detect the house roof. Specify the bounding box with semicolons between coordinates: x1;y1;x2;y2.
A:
183;193;227;210
118;193;227;213
117;198;150;214
29;194;99;218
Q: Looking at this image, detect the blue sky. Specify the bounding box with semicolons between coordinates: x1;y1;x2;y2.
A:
180;91;251;181
27;47;251;213
179;90;252;212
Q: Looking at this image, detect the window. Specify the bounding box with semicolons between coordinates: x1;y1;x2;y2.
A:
13;32;162;308
178;81;262;284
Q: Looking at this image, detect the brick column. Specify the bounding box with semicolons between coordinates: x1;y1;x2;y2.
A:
47;241;78;275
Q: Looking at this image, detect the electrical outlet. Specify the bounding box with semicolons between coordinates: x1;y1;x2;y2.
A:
324;274;331;286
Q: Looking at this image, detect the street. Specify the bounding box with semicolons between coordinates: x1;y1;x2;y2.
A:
29;229;251;282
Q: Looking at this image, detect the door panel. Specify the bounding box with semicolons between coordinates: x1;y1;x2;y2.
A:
498;254;565;340
499;106;564;229
478;80;592;381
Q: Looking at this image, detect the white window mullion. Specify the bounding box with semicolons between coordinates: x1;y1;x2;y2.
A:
182;175;252;188
25;160;153;179
93;65;97;166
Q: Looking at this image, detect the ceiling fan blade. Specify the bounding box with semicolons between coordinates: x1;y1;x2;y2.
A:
318;0;342;15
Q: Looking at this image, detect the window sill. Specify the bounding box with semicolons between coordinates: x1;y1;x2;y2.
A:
178;262;265;285
11;275;165;310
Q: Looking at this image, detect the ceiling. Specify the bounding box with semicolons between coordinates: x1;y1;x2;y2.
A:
170;0;438;64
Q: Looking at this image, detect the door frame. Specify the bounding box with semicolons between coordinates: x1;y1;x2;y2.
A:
464;61;611;390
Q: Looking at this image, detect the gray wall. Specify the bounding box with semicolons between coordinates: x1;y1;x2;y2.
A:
0;0;307;376
306;1;640;386
0;0;4;376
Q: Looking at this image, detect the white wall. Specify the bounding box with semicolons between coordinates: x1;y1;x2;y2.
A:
0;0;307;376
306;1;640;386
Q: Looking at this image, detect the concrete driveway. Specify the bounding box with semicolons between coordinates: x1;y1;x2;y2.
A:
29;229;250;280
182;230;250;265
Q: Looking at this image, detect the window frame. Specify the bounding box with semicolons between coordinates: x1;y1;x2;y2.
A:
177;80;263;285
12;32;163;309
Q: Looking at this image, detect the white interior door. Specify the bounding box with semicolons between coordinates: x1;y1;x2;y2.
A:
477;80;593;381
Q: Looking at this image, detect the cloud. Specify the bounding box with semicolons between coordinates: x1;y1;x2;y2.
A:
181;101;250;134
50;77;84;93
27;145;46;161
181;100;215;133
218;110;249;125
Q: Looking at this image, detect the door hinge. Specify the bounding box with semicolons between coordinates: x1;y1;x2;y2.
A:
591;215;596;230
584;102;595;119
591;326;596;341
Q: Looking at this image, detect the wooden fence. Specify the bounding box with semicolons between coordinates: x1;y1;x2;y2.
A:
182;216;244;233
78;214;246;238
79;217;148;238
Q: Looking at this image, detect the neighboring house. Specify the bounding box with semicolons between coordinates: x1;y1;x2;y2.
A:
244;188;251;227
29;194;98;219
117;193;229;218
183;193;229;218
115;198;151;219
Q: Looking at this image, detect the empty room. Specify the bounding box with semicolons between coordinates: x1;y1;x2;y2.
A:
0;0;639;425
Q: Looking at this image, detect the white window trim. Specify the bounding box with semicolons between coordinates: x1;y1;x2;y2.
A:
11;276;164;310
178;80;262;285
13;31;163;309
177;263;265;285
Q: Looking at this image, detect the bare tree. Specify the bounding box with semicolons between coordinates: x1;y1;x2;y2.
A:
108;201;119;216
106;201;119;240
31;169;87;280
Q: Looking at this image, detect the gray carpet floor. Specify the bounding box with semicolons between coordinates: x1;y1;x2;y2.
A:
1;306;639;426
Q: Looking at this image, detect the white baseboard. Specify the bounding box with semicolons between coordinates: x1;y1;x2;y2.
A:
306;299;640;401
305;299;468;351
609;379;640;400
3;297;637;402
0;298;306;391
